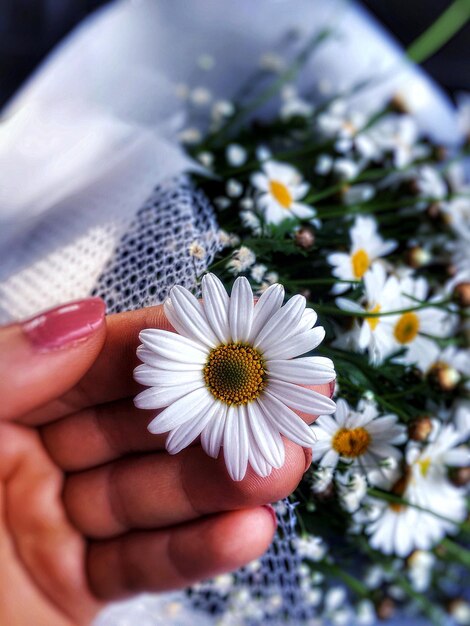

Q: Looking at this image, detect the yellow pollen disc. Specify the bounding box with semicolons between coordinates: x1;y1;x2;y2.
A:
203;343;266;406
270;180;293;209
366;304;381;331
419;457;431;477
351;248;370;279
332;427;371;458
394;312;420;344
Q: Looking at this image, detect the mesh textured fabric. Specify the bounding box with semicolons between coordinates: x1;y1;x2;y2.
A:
86;176;309;626
91;175;220;312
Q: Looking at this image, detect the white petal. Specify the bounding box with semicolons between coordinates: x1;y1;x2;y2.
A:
201;273;231;343
166;401;218;455
168;285;218;348
136;346;204;371
147;387;212;433
259;393;317;447
293;308;318;334
319;448;340;469
134;379;203;410
255;294;306;352
262;327;326;360
134;364;202;386
247;401;285;468
248;428;273;478
267;357;336;385
229;276;254;343
201;403;228;458
249;283;285;341
223;405;249;481
268;379;336;415
139;329;207;364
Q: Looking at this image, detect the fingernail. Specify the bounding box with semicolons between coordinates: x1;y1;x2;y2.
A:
328;380;336;399
262;504;278;529
304;448;312;473
23;298;105;352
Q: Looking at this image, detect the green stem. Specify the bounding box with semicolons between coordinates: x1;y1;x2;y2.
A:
407;0;470;64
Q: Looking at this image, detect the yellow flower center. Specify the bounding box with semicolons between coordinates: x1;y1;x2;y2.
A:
419;457;431;477
203;343;266;406
270;180;293;208
366;304;381;331
351;248;370;279
332;427;371;458
394;312;420;344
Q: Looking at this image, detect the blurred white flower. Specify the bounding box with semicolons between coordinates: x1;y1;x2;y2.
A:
336;470;368;512
227;246;257;274
327;215;397;294
226;143;247;167
407;550;435;592
441;192;470;241
336;263;399;363
240;210;262;235
252;161;313;224
226;179;243;197
188;241;206;260
295;535;327;561
251;264;268;283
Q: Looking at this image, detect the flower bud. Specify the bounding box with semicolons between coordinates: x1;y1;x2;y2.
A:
408;417;433;442
375;597;396;620
295;226;316;250
429;362;461;392
454;282;470;307
450;467;470;487
405;246;431;269
389;93;409;115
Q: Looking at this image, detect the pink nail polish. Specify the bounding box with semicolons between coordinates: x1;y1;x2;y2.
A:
328;380;336;399
22;298;105;352
262;504;278;529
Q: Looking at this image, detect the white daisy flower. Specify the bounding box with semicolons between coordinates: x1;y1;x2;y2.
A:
414;165;448;201
134;274;336;481
364;423;468;557
327;216;397;295
251;161;314;224
336;264;399;364
336;470;368;513
312;398;406;474
227;246;256;275
316;101;366;147
378;275;455;372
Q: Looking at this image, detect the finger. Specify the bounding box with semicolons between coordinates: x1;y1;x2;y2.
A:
63;439;306;539
0;298;106;423
42;382;333;472
88;507;276;599
41;399;167;471
23;304;171;425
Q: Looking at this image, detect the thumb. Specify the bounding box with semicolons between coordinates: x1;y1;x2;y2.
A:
0;298;106;422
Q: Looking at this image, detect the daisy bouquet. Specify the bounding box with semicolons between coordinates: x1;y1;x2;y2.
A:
134;11;470;626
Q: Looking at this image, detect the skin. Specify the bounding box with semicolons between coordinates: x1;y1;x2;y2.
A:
0;303;332;626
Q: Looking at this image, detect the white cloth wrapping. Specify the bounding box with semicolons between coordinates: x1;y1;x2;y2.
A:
0;0;461;322
0;2;463;625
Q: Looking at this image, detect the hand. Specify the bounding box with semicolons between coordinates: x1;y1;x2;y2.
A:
0;297;332;626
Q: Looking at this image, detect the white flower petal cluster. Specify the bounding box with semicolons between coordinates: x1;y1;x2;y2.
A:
251;161;314;224
361;422;468;557
337;265;456;371
327;216;397;295
134;274;335;481
312;398;406;475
